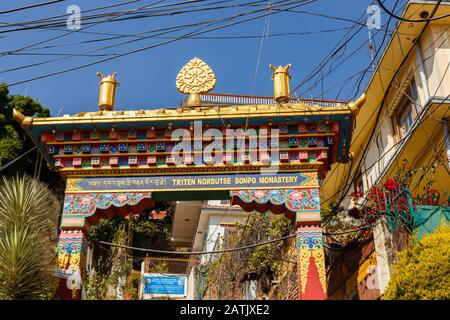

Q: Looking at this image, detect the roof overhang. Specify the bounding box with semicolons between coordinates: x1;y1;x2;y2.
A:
13;95;364;175
170;201;202;246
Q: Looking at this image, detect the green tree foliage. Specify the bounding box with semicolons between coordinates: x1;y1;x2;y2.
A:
246;214;291;273
85;204;174;300
84;271;109;300
0;83;50;167
205;212;293;299
0;175;59;299
0;126;22;168
0;83;65;198
383;223;450;300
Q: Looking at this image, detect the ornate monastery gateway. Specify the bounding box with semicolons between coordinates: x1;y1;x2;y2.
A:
13;57;365;300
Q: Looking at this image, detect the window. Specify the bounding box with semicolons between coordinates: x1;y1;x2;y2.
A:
376;131;384;154
397;97;414;138
392;79;420;140
410;80;420;112
221;223;236;248
354;174;364;194
376;131;385;171
351;173;365;206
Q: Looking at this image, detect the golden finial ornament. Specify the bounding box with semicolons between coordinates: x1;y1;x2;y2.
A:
97;72;120;111
269;64;292;103
176;57;216;107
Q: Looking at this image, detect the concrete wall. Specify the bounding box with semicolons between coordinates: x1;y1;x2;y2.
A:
372;218;394;295
186;266;198;300
422;25;450;98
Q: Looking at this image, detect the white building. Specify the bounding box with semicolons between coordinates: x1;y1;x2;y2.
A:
171;200;250;299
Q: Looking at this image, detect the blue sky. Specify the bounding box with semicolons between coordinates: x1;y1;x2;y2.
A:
0;0;404;115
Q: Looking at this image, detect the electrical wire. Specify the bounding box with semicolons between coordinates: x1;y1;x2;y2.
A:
391;61;450;177
0;146;38;172
5;0;313;87
293;0;400;100
322;0;445;220
338;24;450;169
16;27;354;48
409;122;450;196
322;85;450;227
97;233;296;255
323;223;376;236
97;215;371;256
1;1;259;54
322;89;449;220
250;2;272;97
0;0;142;30
0;0;265;35
342;0;402;101
320;92;450;213
376;0;450;22
0;0;168;57
0;1;289;74
0;27;354;58
289;0;432;101
315;0;402;198
0;0;65;15
289;8;369;97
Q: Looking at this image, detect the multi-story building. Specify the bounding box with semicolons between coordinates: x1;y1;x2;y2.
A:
323;1;450;299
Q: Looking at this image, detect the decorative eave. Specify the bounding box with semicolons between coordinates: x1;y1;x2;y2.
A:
347;93;366;116
12;108;33;129
12;94;365;128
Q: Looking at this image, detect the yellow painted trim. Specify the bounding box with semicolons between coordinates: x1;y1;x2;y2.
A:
28;104;353;127
61;165;324;177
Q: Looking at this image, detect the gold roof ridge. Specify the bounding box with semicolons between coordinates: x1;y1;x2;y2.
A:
12;94;365;128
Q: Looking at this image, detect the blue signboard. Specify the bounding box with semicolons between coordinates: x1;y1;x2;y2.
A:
68;172;314;192
143;274;186;296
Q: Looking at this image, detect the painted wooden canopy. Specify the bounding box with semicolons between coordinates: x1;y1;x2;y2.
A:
14;93;364;216
14;91;365;217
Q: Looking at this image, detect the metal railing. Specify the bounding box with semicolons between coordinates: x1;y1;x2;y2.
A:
181;93;346;108
384;186;415;232
414;190;450;206
144;256;196;275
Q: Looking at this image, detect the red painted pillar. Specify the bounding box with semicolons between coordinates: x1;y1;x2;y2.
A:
295;186;327;299
55;229;88;300
296;224;327;299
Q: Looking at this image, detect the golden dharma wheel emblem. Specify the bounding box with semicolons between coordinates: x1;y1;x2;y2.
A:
176;57;216;107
